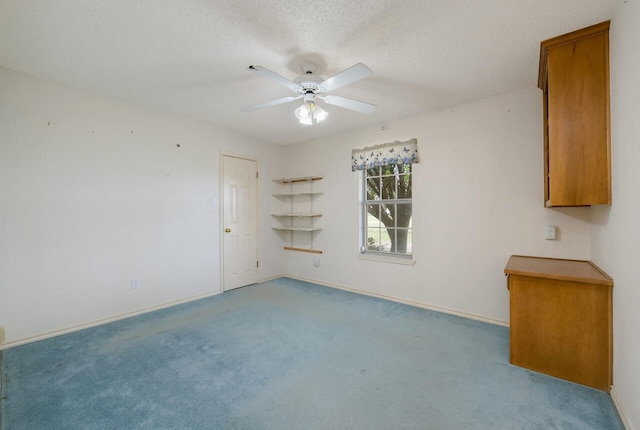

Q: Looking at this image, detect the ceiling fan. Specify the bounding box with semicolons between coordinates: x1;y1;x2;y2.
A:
241;62;376;125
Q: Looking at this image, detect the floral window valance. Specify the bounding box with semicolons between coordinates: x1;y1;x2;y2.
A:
351;138;419;172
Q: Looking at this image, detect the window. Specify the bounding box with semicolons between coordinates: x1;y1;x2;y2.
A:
361;163;412;256
352;138;419;260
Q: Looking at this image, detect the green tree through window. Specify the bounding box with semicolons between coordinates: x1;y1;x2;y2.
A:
363;164;412;255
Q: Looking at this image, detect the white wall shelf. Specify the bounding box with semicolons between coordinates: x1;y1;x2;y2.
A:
273;176;322;184
273;192;323;197
271;176;323;254
272;213;322;217
272;227;322;232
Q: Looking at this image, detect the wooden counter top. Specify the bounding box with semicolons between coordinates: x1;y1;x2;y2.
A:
504;255;612;286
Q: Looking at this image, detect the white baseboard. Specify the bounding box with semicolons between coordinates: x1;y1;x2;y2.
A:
1;274;506;350
285;275;637;429
0;290;222;351
0;274;286;350
282;274;510;327
3;274;631;430
259;273;288;283
611;385;634;430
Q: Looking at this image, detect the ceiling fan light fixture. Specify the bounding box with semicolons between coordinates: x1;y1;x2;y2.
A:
294;94;328;125
294;104;313;125
314;105;328;122
294;103;312;124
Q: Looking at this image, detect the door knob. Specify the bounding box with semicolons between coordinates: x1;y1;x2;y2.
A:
225;228;231;233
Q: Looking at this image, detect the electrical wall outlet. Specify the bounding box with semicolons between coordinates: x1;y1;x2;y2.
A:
131;277;141;289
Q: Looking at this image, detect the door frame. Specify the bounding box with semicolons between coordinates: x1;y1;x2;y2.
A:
219;152;261;292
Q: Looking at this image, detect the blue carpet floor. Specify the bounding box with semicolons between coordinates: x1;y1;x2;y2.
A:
0;277;624;429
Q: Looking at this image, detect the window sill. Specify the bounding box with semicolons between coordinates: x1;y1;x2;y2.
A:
357;253;416;266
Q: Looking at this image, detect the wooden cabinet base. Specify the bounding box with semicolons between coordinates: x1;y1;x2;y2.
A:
505;256;613;391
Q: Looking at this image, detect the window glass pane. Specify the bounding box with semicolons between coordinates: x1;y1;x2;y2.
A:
366;167;380;177
396;203;411;228
398;168;412;199
380;164;395;176
367;227;381;251
382;203;396;226
383;228;396;253
381;175;397;200
396;228;411;254
366;204;380;222
366;175;381;201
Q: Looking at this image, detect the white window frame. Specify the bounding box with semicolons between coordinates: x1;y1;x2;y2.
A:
358;164;415;265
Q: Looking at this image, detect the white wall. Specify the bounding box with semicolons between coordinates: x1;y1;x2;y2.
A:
0;67;283;345
277;88;592;323
3;22;636;423
591;3;640;429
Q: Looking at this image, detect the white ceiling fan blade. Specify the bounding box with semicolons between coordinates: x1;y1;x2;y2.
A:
321;95;377;115
241;95;302;112
247;65;302;93
318;63;374;93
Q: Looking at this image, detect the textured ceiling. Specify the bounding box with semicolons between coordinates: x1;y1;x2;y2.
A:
0;0;614;145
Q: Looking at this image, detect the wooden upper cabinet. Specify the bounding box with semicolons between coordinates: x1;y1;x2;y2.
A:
538;21;611;207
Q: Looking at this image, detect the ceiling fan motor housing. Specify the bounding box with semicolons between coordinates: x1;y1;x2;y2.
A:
302;92;317;107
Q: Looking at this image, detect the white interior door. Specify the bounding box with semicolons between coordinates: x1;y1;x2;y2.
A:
222;155;258;291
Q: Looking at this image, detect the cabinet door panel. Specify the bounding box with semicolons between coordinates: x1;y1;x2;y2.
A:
546;30;610;206
509;275;612;391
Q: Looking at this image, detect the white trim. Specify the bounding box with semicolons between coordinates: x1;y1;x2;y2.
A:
283;274;509;327
259;273;288;283
611;385;634;430
5;272;632;430
0;273;288;350
358;164;415;263
220;152;261;292
2;274;630;430
357;253;416;266
0;290;222;351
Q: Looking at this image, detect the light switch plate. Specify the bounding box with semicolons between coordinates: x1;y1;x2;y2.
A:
544;225;557;240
